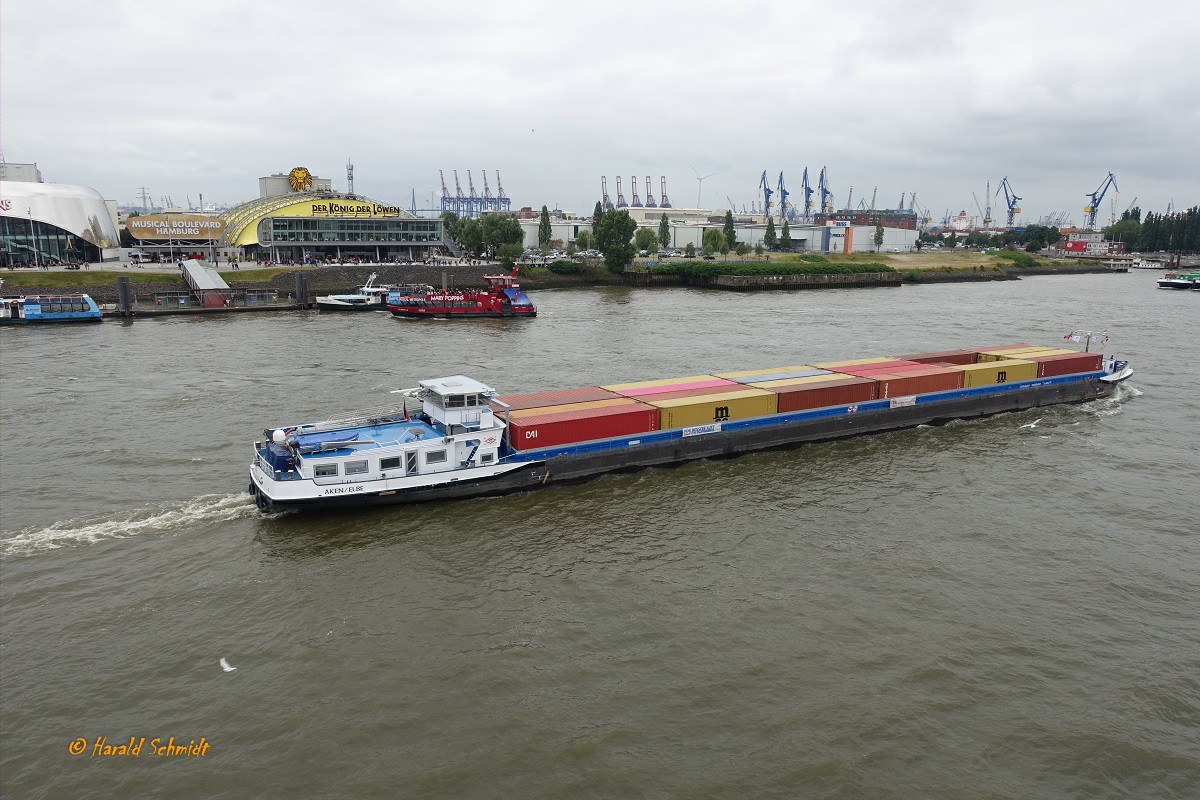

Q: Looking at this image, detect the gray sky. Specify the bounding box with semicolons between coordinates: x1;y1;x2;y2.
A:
4;0;1197;225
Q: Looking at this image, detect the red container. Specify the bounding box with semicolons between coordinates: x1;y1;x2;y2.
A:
613;378;740;398
873;367;963;399
893;349;979;366
629;384;756;403
491;386;620;412
1025;352;1103;377
837;361;928;377
766;376;878;413
506;402;659;450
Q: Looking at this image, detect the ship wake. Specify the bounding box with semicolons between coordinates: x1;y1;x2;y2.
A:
2;493;257;557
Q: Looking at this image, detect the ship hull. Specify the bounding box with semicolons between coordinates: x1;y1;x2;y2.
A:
257;374;1114;511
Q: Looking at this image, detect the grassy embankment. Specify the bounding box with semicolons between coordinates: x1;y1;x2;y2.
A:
0;266;302;289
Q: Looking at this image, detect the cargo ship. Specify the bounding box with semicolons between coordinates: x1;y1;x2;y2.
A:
249;345;1131;511
1157;270;1200;289
386;267;536;318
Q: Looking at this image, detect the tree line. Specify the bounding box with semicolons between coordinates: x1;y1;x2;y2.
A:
1105;206;1200;253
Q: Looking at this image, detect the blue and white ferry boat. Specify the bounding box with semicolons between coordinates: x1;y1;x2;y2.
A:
1;293;102;324
249;376;523;510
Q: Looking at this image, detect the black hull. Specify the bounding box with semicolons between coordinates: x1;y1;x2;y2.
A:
0;316;102;325
264;377;1114;511
388;310;537;318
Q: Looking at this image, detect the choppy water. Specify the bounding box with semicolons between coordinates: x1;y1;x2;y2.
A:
3;272;1198;799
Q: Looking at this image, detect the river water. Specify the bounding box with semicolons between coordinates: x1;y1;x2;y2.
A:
3;272;1198;799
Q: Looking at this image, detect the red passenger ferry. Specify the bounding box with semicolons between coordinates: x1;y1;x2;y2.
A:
386;267;536;318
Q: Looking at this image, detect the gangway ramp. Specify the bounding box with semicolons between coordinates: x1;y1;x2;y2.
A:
179;259;233;307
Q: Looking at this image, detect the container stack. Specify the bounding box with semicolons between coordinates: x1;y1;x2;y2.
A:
490;343;1106;452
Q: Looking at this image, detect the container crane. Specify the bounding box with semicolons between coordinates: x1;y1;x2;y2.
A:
495;170;511;211
482;171;493;211
1083;171;1118;229
660;176;672;209
439;170;453;214
818;167;834;214
601;177;613;211
801;168;815;220
645;176;657;208
759;170;774;218
453;170;466;217
995;176;1021;228
466;171;479;217
615;176;628;208
630;176;642;207
776;172;790;222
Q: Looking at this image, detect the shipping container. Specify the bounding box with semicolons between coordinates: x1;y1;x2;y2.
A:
811;357;897;368
720;368;834;384
601;375;740;397
623;384;765;403
872;367;963;398
506;402;659;451
893;349;979;366
507;397;641;420
1022;351;1103;378
951;359;1038;387
834;361;929;377
646;388;778;429
491;386;620;412
714;365;817;379
751;375;878;413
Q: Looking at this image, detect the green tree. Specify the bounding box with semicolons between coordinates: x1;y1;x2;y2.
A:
764;217;777;249
479;214;523;259
754;243;764;256
453;216;484;256
723;210;737;249
874;223;884;252
593;201;605;226
780;219;792;251
702;227;725;257
594;208;637;272
684;242;696;257
735;243;750;256
658;213;670;249
945;232;959;249
497;242;523;267
576;230;591;250
634;227;658;253
538;206;552;251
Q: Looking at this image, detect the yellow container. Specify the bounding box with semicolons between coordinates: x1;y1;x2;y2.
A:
952;359;1038;387
810;357;893;368
647;388;778;429
713;365;815;379
748;374;853;389
600;375;722;392
508;398;640;420
1019;347;1078;357
976;346;1064;362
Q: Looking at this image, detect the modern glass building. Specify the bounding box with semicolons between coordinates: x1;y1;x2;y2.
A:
0;165;121;267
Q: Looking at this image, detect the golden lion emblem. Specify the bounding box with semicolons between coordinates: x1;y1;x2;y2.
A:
288;167;313;191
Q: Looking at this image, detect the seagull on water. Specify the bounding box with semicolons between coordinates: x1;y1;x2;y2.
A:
220;657;237;672
1020;418;1042;429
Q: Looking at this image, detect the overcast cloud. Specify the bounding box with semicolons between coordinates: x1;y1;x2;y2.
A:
4;0;1197;225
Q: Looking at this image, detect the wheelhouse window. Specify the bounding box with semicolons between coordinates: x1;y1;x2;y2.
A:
313;463;338;477
425;450;447;465
380;456;401;470
345;460;368;475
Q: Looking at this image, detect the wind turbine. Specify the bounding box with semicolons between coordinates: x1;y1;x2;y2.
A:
690;164;716;210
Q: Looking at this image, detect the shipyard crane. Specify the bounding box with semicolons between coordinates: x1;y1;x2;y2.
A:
846;186;854;211
601;177;614;211
439;170;453;214
801;168;815;220
467;171;479;217
759;170;774;217
495;170;511;211
645;176;657;208
453;170;466;217
660;176;672;208
995;176;1022;228
818;167;834;214
983;181;993;227
727;196;737;214
897;192;905;211
615;176;628;208
631;176;642;207
776;172;790;222
1083;171;1118;229
482;170;493;211
972;191;986;229
870;186;878;210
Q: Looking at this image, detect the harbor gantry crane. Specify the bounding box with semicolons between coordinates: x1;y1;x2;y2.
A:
995;176;1022;228
1084;171;1118;229
615;176;628;208
897;192;905;211
467;171;480;217
759;170;774;218
801;168;815;220
601;177;614;210
645;176;657;208
481;170;493;211
818;167;834;214
777;172;790;222
983;181;994;227
439;170;454;214
630;176;642;207
495;171;511;211
972;191;986;229
660;176;672;208
453;170;467;217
